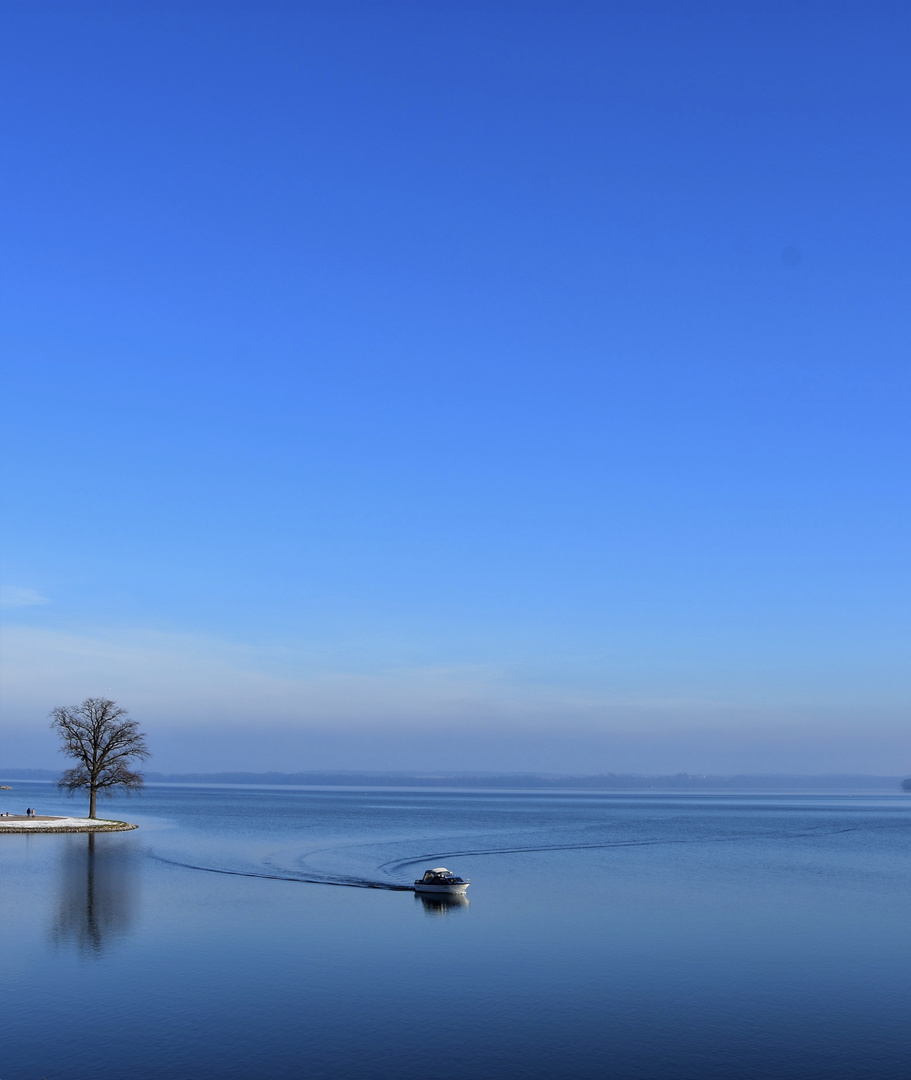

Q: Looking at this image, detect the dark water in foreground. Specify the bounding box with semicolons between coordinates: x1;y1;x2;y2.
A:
2;783;909;1079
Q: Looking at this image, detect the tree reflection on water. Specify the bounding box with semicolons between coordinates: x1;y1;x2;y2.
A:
52;833;138;956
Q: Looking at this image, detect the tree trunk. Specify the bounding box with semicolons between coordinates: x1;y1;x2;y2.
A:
89;787;97;819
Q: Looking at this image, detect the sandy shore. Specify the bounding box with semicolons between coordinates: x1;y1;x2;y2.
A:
0;814;138;833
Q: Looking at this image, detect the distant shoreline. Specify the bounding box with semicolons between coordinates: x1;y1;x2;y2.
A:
2;768;908;793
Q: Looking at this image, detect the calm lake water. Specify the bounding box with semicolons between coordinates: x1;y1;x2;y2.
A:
2;782;910;1079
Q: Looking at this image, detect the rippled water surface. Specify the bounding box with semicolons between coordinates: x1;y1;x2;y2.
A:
3;782;910;1079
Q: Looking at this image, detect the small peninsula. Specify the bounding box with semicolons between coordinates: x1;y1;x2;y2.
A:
0;814;137;834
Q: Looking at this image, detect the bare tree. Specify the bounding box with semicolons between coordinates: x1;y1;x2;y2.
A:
50;698;150;818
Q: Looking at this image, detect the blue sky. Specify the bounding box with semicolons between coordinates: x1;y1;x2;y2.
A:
2;1;909;774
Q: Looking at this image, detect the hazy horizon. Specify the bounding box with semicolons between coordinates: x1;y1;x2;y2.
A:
2;2;909;778
4;706;908;777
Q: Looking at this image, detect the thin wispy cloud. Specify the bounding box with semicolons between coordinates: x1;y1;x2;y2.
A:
0;586;51;609
0;624;623;729
1;623;902;726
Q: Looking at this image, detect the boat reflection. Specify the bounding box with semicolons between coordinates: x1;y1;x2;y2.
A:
414;891;470;918
52;833;138;956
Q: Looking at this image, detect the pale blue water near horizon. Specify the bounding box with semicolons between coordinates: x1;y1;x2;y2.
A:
2;781;909;1079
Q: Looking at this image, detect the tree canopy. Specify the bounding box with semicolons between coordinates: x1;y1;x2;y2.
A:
50;698;150;819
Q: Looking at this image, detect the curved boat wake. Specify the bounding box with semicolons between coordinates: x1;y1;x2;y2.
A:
148;853;413;891
376;821;884;874
149;819;893;890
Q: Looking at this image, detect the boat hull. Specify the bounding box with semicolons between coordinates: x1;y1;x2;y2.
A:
413;881;469;895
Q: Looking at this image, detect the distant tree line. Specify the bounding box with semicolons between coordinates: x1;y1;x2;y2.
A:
94;769;910;792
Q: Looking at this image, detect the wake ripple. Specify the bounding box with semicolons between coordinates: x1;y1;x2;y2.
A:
148;853;413;891
150;819;903;886
377;822;879;873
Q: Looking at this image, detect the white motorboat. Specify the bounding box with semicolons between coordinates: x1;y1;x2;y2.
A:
413;867;470;895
